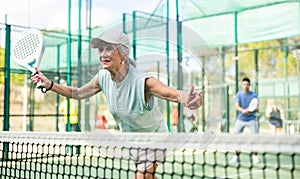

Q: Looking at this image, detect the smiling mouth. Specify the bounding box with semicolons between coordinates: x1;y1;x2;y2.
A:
100;54;113;65
101;56;111;64
102;60;110;63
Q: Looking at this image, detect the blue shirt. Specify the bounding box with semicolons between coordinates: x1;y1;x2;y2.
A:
235;91;258;121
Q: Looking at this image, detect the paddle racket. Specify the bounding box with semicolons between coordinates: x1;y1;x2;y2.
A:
248;98;258;112
11;29;45;88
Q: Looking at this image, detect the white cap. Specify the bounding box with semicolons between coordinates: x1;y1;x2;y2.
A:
90;29;130;51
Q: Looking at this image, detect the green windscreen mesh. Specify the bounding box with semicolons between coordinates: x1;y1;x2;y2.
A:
9;0;300;70
238;2;299;44
154;0;300;47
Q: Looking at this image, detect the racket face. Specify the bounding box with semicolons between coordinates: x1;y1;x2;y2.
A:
11;29;45;72
248;98;258;112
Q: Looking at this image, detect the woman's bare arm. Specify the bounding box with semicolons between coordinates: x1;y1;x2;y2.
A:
145;77;202;110
31;68;101;99
51;75;101;99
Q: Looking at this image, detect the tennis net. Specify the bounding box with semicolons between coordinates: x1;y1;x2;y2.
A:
0;131;299;179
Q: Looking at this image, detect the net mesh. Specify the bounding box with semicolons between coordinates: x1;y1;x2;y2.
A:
1;131;299;179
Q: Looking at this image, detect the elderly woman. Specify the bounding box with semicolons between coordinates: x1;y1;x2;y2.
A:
31;29;202;179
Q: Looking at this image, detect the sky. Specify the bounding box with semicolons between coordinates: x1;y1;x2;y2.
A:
0;0;163;30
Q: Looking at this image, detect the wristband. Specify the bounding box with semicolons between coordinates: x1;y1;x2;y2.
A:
41;80;54;93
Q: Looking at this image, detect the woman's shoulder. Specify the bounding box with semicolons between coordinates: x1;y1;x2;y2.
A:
97;69;111;84
131;67;153;80
98;69;110;77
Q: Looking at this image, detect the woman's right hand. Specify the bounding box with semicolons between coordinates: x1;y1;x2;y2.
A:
30;67;51;88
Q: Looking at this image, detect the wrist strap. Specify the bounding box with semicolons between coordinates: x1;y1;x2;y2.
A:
41;80;54;93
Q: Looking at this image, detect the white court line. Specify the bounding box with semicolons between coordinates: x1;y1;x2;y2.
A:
225;164;294;179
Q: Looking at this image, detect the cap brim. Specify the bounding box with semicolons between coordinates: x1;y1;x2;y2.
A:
90;37;118;48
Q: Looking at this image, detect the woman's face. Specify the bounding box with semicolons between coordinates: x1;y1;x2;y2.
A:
98;43;122;71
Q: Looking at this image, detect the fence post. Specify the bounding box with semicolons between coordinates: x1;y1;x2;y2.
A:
3;23;11;161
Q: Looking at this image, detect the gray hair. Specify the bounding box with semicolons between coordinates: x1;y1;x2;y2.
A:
117;45;136;68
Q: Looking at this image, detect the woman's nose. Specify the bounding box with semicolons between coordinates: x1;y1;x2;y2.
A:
99;55;108;61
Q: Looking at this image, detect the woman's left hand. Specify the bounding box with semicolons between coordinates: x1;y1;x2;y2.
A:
186;86;202;110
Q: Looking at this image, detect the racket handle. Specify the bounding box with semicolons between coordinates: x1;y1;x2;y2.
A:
36;81;44;89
